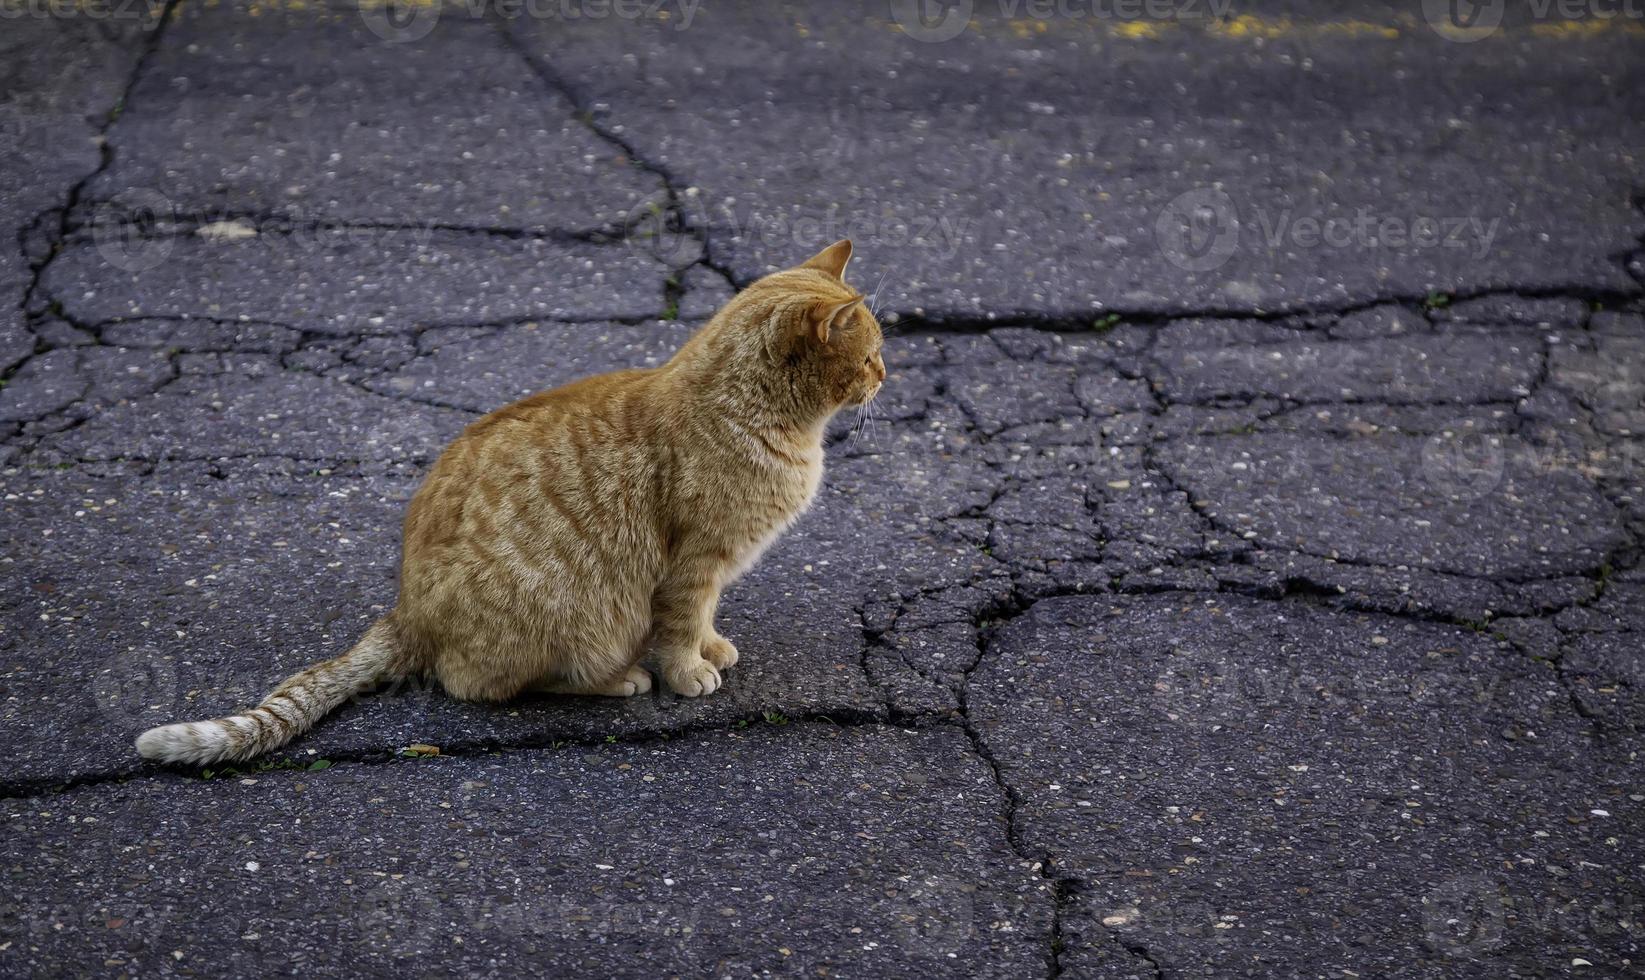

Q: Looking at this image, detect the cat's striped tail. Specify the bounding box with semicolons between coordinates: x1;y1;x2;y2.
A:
135;618;405;765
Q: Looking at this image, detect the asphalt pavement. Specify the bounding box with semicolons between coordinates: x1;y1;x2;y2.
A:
1;1;1641;976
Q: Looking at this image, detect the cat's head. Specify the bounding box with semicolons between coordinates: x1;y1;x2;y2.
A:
713;239;886;416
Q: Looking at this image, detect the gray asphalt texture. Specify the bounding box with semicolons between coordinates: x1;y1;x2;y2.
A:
1;1;1642;977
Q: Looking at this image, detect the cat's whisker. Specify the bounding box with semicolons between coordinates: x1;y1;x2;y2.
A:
868;270;890;317
845;404;865;453
852;397;879;450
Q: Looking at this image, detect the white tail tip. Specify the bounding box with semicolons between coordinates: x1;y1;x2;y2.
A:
135;722;228;765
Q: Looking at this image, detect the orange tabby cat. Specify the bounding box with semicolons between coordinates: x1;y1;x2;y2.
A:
136;240;885;764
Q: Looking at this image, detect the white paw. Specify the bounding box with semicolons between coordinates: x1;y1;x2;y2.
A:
702;635;740;671
665;658;722;698
619;666;654;696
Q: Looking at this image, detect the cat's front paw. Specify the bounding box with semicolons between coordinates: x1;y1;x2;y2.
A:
702;634;740;671
611;665;654;697
662;657;722;698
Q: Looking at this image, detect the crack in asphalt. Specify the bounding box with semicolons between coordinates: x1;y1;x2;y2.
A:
9;453;436;476
894;284;1640;335
868;373;1151;976
1140;439;1624;591
0;706;899;801
0;3;187;459
3;2;181;397
3;23;1643;975
488;12;740;323
836;303;1640;963
60;210;630;247
955;602;1067;977
945;579;1165;978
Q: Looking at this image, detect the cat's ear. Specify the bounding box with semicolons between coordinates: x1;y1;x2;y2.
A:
806;295;863;344
800;239;853;280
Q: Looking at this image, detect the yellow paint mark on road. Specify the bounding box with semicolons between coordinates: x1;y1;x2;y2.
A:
1007;18;1050;38
1110;20;1164;40
1207;14;1401;40
1531;18;1645;37
887;10;1643;43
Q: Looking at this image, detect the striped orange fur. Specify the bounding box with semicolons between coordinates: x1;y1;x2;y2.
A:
135;240;886;765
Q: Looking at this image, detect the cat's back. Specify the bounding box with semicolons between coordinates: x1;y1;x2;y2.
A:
404;368;668;558
460;367;659;444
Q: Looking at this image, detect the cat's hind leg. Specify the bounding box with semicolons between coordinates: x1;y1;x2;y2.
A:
531;665;653;697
